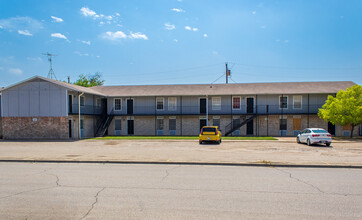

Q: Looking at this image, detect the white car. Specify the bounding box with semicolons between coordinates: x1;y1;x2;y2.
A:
297;128;332;146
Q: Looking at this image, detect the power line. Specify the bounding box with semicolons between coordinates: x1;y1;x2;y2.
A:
231;62;362;70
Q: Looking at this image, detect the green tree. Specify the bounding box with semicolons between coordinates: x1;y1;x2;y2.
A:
73;72;104;87
318;84;362;137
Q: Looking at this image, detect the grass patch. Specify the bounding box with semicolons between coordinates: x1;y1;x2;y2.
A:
91;136;277;140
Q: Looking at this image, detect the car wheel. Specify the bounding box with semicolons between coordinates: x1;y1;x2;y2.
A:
199;141;202;145
307;139;311;146
217;139;221;145
326;143;331;147
297;137;301;144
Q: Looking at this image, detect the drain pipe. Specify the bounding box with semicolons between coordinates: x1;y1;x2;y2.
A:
78;92;84;139
206;95;208;126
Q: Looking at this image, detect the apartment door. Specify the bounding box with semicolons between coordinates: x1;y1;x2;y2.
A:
68;95;73;113
68;120;72;138
200;98;206;114
293;118;301;130
127;120;134;135
246;97;254;114
247;119;253;135
127;99;133;115
328;122;335;136
199;119;207;132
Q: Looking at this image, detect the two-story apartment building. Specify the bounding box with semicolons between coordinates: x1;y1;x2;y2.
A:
0;75;359;139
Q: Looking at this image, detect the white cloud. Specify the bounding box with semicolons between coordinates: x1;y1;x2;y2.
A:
102;31;127;40
164;23;175;30
80;7;97;17
260;25;266;29
284;40;289;43
173;39;178;42
74;51;89;56
115;13;120;16
99;21;104;25
8;68;23;75
105;15;113;20
129;32;148;40
203;33;208;37
171;8;185;13
51;16;63;23
212;51;218;55
252;11;256;15
0;16;43;34
26;57;42;61
96;55;100;58
185;26;198;31
18;30;32;36
51;33;69;42
102;31;148;41
177;0;183;2
82;40;91;45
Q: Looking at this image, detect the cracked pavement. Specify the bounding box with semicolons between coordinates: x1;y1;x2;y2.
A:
0;162;361;219
0;138;361;167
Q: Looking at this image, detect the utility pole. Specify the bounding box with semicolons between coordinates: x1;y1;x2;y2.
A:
42;52;58;80
225;62;230;84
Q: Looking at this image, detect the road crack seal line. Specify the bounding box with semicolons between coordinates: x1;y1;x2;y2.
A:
161;165;180;182
79;187;106;220
275;168;326;194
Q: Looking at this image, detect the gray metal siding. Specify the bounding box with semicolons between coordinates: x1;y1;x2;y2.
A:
2;81;67;117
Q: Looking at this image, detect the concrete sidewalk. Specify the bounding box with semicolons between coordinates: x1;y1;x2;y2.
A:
0;138;361;167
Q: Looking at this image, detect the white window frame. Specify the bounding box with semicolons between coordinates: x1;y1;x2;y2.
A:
212;97;221;110
232;96;241;110
279;95;288;109
293;95;302;109
168;97;177;111
156;97;164;111
114;98;122;111
80;96;85;107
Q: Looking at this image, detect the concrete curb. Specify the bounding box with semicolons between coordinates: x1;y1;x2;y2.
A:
1;159;361;169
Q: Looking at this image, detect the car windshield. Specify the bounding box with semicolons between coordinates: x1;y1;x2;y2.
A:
312;130;328;133
202;128;216;133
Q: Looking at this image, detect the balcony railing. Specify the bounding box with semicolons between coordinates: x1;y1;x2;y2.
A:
68;104;104;115
108;104;323;116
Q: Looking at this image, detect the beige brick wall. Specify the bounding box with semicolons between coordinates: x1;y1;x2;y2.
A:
2;116;68;139
71;115;96;139
134;116;155;136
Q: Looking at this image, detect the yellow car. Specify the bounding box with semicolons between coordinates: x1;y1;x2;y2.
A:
199;126;222;144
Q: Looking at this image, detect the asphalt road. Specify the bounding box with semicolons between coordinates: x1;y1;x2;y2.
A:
0;163;361;219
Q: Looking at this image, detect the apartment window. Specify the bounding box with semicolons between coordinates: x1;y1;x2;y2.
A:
293;95;302;109
280;118;287;130
114;98;121;111
80;96;85;106
80;118;84;130
279;96;288;109
232;96;241;110
169;117;176;131
115;119;122;131
156;98;164;110
213;116;220;129
212;97;221;110
157;118;164;130
96;98;102;107
168;97;177;111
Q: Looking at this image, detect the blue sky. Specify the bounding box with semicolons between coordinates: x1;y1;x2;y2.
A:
0;0;361;87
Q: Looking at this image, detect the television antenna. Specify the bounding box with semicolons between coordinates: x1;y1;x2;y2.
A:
42;52;58;80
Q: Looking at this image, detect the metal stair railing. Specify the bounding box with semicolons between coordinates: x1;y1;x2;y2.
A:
225;114;256;136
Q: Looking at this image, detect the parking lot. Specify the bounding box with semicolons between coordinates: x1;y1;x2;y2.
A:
0;138;361;166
